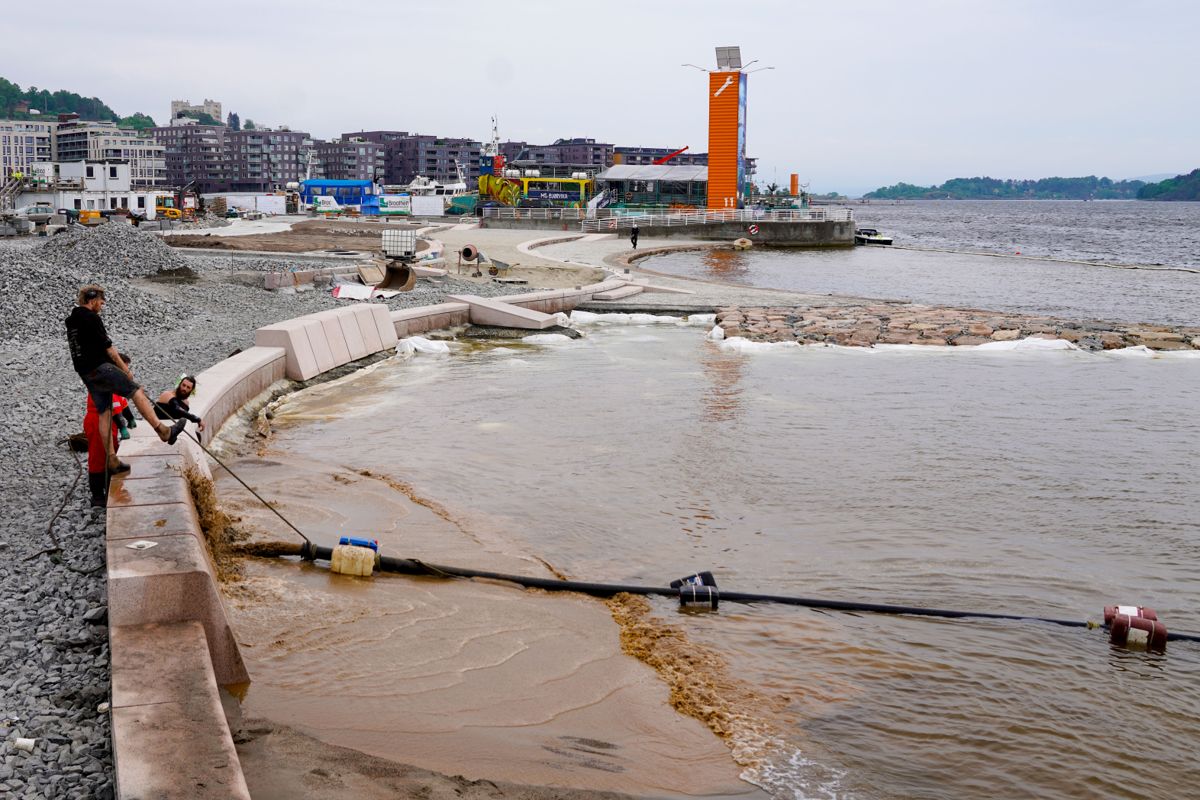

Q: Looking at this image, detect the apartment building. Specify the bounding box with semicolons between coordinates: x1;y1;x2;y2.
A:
227;129;308;191
314;138;385;182
0;118;55;177
613;146;709;167
151;124;310;192
501;138;613;170
151;124;228;191
391;135;481;185
54;117;166;186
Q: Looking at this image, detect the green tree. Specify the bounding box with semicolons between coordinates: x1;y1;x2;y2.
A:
227;111;241;131
118;112;157;130
243;118;256;130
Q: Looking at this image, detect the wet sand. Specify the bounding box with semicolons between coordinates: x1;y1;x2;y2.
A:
236;718;633;800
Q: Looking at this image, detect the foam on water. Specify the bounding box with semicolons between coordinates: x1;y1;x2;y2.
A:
521;332;577;345
571;310;717;327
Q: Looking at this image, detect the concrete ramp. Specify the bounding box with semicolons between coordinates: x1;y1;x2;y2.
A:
591;284;646;301
631;278;696;295
447;293;560;329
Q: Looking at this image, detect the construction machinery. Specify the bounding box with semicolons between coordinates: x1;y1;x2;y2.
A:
652;146;690;165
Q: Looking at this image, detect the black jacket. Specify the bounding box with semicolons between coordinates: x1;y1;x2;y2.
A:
65;306;112;376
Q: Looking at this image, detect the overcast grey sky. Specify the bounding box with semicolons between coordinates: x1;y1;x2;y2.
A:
3;0;1196;194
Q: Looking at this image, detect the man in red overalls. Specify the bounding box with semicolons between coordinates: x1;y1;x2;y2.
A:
84;390;128;507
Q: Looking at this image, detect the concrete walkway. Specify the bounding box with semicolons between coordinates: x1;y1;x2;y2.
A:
533;235;875;311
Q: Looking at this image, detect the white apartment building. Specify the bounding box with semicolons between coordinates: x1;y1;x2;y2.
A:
53;119;166;187
1;119;55;177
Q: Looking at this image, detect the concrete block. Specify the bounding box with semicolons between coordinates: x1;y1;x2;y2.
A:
447;294;559;330
311;310;352;367
255;319;321;380
108;473;192;508
117;429;179;459
111;621;218;709
350;303;384;353
367;302;399;349
293;269;316;285
111;622;251;799
264;273;279;290
107;532;248;685
334;307;369;360
300;317;336;374
106;501;200;542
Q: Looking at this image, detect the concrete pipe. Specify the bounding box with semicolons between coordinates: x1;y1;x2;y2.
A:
376;263;416;292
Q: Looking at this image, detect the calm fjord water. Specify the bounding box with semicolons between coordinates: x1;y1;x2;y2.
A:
648;200;1200;326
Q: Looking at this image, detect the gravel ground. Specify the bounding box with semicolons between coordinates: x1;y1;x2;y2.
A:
0;224;540;799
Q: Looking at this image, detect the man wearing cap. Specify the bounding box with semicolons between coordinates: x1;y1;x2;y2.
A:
65;285;186;474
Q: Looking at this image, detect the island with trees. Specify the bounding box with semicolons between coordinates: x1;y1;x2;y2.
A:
1136;169;1200;201
864;175;1145;200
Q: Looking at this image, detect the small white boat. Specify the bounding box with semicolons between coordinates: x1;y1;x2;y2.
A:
855;228;893;245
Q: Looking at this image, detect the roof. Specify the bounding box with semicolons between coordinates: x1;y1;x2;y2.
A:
300;179;373;187
596;164;708;182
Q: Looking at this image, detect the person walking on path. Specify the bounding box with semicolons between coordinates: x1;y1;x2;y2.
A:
65;285;186;474
155;375;206;444
630;223;640;250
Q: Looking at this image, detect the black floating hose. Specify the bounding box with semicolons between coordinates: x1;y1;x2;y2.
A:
293;543;1200;645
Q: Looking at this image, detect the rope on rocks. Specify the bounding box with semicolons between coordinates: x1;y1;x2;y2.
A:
25;438;105;574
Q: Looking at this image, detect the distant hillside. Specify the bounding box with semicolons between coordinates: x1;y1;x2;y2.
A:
865;175;1144;200
1136;169;1200;201
0;76;156;129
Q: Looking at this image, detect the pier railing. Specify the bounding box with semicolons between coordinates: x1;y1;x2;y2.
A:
478;206;854;229
578;207;853;231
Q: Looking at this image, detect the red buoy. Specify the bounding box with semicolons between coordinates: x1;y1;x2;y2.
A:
1109;614;1168;652
1104;605;1158;626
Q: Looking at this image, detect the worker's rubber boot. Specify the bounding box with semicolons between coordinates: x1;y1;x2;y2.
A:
88;472;108;509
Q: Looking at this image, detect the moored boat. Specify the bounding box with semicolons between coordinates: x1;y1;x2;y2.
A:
855;227;893;245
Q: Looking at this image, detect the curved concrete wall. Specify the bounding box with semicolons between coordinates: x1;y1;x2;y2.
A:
105;282;620;798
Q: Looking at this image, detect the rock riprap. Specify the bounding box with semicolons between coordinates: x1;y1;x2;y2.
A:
715;303;1200;350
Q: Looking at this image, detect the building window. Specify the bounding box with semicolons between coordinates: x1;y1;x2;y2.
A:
121;197;129;208
86;166;94;178
74;199;82;209
110;166;118;179
110;198;119;209
137;196;145;208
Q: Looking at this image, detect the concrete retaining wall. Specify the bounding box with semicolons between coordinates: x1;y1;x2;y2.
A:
638;219;854;246
105;283;624;797
478;217;854;246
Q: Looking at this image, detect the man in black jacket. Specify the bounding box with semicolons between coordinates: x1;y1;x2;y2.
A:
65;285;186;473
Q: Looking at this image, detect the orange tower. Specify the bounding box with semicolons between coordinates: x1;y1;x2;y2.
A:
706;46;749;210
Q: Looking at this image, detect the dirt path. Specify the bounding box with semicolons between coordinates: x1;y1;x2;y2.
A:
166;219;422;253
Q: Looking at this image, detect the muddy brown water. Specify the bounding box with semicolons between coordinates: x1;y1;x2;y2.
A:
217;322;1200;800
